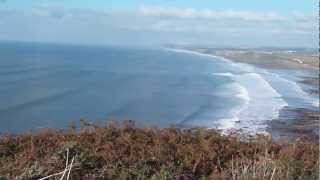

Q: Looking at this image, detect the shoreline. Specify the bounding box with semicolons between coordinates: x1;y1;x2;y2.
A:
268;107;319;140
202;48;320;139
182;47;319;139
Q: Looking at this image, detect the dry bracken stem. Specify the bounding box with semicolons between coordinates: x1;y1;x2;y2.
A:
60;149;70;180
59;169;68;180
192;154;202;174
270;167;276;180
253;165;256;179
232;156;236;180
40;150;74;180
67;155;76;180
38;171;65;180
66;149;69;167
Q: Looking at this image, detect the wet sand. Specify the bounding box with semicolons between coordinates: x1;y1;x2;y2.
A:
189;48;319;139
267;107;319;140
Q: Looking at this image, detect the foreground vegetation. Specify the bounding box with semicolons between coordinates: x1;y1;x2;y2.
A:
0;121;319;179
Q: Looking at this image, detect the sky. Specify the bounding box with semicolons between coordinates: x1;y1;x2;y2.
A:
0;0;318;48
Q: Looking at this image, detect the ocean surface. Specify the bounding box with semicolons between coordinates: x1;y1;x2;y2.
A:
0;42;317;133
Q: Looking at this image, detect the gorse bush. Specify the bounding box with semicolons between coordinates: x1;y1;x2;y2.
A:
0;120;318;179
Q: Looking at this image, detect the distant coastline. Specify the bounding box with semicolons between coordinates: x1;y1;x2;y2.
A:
170;46;319;139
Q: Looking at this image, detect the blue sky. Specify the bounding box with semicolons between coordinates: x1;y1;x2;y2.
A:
1;0;317;12
0;0;318;47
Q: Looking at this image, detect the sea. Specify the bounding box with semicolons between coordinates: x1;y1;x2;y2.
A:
0;42;318;133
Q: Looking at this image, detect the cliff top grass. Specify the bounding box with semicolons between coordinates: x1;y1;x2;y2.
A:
0;120;319;179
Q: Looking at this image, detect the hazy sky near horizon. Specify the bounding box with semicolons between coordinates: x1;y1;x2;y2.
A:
0;0;318;47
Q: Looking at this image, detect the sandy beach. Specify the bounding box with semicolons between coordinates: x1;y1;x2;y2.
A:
188;47;319;139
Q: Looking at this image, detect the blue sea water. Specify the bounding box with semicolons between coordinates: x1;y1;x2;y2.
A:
0;42;317;133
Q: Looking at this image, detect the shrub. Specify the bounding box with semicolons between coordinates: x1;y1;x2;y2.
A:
0;121;318;179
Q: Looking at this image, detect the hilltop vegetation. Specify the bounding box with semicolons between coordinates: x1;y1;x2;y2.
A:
0;121;318;179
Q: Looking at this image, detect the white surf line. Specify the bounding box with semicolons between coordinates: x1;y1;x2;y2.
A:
169;48;318;110
165;48;246;66
292;58;303;64
261;69;320;108
214;71;289;134
211;81;251;131
167;48;288;134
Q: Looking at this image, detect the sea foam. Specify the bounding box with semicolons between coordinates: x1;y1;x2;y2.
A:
168;48;288;134
260;71;320;109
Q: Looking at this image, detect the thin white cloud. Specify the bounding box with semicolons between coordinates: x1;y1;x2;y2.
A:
0;6;317;47
138;6;288;22
31;7;75;19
